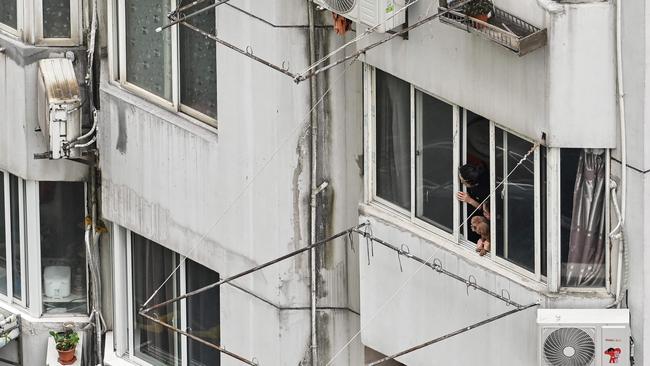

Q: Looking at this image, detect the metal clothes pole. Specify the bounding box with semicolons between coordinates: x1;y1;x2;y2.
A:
366;303;539;365
294;0;474;83
139;313;258;365
140;224;368;314
353;229;524;308
156;0;232;33
177;21;300;79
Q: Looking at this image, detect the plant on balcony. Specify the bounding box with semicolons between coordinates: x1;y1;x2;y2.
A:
50;329;80;365
463;0;493;22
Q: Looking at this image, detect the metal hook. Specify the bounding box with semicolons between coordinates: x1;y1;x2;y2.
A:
347;230;355;253
466;275;477;296
397;250;404;273
432;258;443;273
251;357;259;365
400;244;412;258
281;60;290;71
246;45;254;55
364;224;374;265
501;289;511;306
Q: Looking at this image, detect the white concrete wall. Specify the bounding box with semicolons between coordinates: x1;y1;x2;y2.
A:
98;1;364;364
361;0;616;148
358;213;613;365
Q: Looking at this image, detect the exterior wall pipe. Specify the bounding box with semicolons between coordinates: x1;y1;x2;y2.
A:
307;2;320;364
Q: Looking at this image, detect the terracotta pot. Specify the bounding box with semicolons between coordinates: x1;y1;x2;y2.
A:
57;348;76;365
471;13;489;23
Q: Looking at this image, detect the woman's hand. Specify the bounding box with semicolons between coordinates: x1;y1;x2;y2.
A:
456;192;479;208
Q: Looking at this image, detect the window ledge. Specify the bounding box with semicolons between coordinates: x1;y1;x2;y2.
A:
100;80;219;141
0;300;90;323
360;202;615;303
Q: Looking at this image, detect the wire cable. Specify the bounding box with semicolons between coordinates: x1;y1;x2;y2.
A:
140;57;359;311
324;141;540;365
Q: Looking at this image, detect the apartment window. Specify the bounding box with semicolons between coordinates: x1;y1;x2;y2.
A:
39;181;87;314
128;233;221;366
0;172;26;305
116;0;218;125
369;67;546;279
0;1;18;32
0;0;81;44
560;149;606;287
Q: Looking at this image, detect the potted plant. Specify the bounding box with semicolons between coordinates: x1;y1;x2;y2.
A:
49;329;80;365
463;0;493;23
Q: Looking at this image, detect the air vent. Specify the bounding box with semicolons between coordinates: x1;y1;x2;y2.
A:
543;328;595;366
324;0;356;13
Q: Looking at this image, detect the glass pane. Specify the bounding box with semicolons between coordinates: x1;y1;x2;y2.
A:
43;0;71;38
0;173;6;296
375;70;411;209
132;233;180;366
415;91;453;232
40;181;87;314
9;175;21;300
0;0;18;29
561;149;606;287
462;111;490;243
187;260;220;366
495;130;535;272
180;0;217;120
125;0;173;100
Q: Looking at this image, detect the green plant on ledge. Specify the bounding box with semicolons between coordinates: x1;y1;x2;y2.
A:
50;329;80;352
462;0;493;17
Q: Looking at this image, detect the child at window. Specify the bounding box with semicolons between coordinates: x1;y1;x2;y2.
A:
470;216;491;256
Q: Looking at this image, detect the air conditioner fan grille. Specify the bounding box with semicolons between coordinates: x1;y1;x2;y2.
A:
324;0;356;14
543;328;595;366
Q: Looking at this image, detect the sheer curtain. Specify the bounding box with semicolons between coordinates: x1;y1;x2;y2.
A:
565;149;606;287
376;70;411;209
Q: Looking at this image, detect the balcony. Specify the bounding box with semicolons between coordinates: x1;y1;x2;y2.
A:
438;0;547;56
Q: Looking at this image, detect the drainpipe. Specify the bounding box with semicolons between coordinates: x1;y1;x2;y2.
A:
307;2;323;364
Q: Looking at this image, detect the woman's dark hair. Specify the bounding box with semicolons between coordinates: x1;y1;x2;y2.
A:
459;164;484;186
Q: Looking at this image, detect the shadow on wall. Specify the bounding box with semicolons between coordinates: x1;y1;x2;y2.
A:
365;347;406;366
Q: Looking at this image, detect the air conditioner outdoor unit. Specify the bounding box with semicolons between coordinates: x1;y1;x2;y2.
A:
538;309;630;366
37;58;82;160
313;0;406;33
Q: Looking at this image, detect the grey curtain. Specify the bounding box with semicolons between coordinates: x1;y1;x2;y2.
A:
565;149;606;287
376;71;411;209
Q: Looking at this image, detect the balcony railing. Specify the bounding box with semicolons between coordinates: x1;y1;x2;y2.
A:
439;1;547;56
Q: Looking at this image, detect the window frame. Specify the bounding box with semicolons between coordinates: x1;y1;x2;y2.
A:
114;0;218;127
33;0;82;46
124;230;220;366
0;0;24;38
0;172;28;308
364;65;611;289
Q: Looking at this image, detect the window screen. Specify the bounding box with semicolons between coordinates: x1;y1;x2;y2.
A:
43;0;71;38
179;0;217;120
0;0;18;30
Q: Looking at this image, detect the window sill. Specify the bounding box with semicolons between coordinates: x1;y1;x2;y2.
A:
359;202;614;302
0;300;89;323
102;80;219;139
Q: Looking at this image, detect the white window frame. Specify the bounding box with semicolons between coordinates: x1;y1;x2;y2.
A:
364;65;612;290
28;180;90;317
0;172;28;308
123;229;214;366
0;0;24;38
113;0;217;127
33;0;82;46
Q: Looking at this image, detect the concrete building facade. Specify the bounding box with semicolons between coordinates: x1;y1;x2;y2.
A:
0;0;648;365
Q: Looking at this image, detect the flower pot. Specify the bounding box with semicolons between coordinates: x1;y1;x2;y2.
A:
57;348;76;365
471;13;489;23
